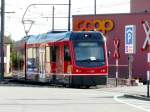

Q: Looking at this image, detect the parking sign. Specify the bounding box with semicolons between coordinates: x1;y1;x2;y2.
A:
125;25;136;54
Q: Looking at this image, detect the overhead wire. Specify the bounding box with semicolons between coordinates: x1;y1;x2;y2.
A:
5;0;130;40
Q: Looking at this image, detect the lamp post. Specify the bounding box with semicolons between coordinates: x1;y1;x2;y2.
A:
22;20;34;80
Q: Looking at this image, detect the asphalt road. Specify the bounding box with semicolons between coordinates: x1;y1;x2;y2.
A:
0;86;149;112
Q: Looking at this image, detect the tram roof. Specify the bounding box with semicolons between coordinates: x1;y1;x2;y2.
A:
26;32;71;44
26;31;103;44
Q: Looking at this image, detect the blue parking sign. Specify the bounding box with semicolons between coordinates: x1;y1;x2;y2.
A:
125;27;133;44
125;25;136;54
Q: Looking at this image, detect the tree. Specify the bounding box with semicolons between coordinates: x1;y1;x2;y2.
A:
6;35;24;70
11;51;24;70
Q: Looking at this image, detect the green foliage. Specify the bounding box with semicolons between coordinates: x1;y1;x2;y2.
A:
10;51;24;70
7;35;24;70
6;35;15;51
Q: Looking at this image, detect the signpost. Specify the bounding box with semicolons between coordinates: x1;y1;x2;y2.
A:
125;25;136;85
141;21;150;97
113;38;120;87
147;71;150;97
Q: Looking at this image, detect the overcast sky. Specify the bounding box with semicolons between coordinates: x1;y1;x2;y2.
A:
3;0;130;41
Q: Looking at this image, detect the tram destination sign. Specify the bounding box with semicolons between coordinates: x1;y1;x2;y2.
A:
125;25;136;54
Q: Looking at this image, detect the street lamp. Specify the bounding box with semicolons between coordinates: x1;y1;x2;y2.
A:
22;20;34;80
22;20;34;36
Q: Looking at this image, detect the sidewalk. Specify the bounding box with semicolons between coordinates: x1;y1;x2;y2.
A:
106;78;150;101
105;84;150;101
123;85;150;101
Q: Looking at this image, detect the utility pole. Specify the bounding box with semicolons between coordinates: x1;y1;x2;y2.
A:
0;0;5;81
68;0;71;31
52;6;55;31
94;0;96;15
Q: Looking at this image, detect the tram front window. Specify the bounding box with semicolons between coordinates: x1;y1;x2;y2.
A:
74;41;105;67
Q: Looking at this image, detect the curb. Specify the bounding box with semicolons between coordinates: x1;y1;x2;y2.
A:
124;94;150;101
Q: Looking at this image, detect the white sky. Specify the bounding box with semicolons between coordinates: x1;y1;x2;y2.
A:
4;0;130;41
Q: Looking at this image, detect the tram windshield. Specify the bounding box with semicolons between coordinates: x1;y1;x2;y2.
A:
74;41;105;67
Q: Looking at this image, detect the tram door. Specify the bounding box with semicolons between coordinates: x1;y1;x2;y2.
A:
39;45;46;82
56;46;64;77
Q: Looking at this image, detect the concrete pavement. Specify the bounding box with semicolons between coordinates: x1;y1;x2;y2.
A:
0;85;149;112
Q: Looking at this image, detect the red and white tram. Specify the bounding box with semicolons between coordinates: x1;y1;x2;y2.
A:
26;31;108;87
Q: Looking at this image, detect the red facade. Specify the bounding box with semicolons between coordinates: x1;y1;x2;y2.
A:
131;0;150;13
73;13;150;81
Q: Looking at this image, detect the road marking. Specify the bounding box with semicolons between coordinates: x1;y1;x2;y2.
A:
114;95;150;112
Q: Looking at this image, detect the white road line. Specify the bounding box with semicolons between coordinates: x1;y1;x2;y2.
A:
114;95;150;112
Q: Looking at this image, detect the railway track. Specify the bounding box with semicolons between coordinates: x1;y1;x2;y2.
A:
0;76;131;89
0;78;66;88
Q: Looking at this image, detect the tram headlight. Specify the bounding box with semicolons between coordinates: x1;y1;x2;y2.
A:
76;69;79;72
100;68;107;73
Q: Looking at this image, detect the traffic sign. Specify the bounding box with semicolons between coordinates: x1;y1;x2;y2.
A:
113;39;120;59
125;25;136;54
141;21;150;51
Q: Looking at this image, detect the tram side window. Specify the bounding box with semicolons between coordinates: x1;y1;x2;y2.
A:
36;48;39;66
27;48;37;68
46;47;51;62
64;46;71;61
33;48;37;68
51;46;56;62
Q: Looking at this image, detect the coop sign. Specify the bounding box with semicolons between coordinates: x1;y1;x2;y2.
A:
75;19;114;34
